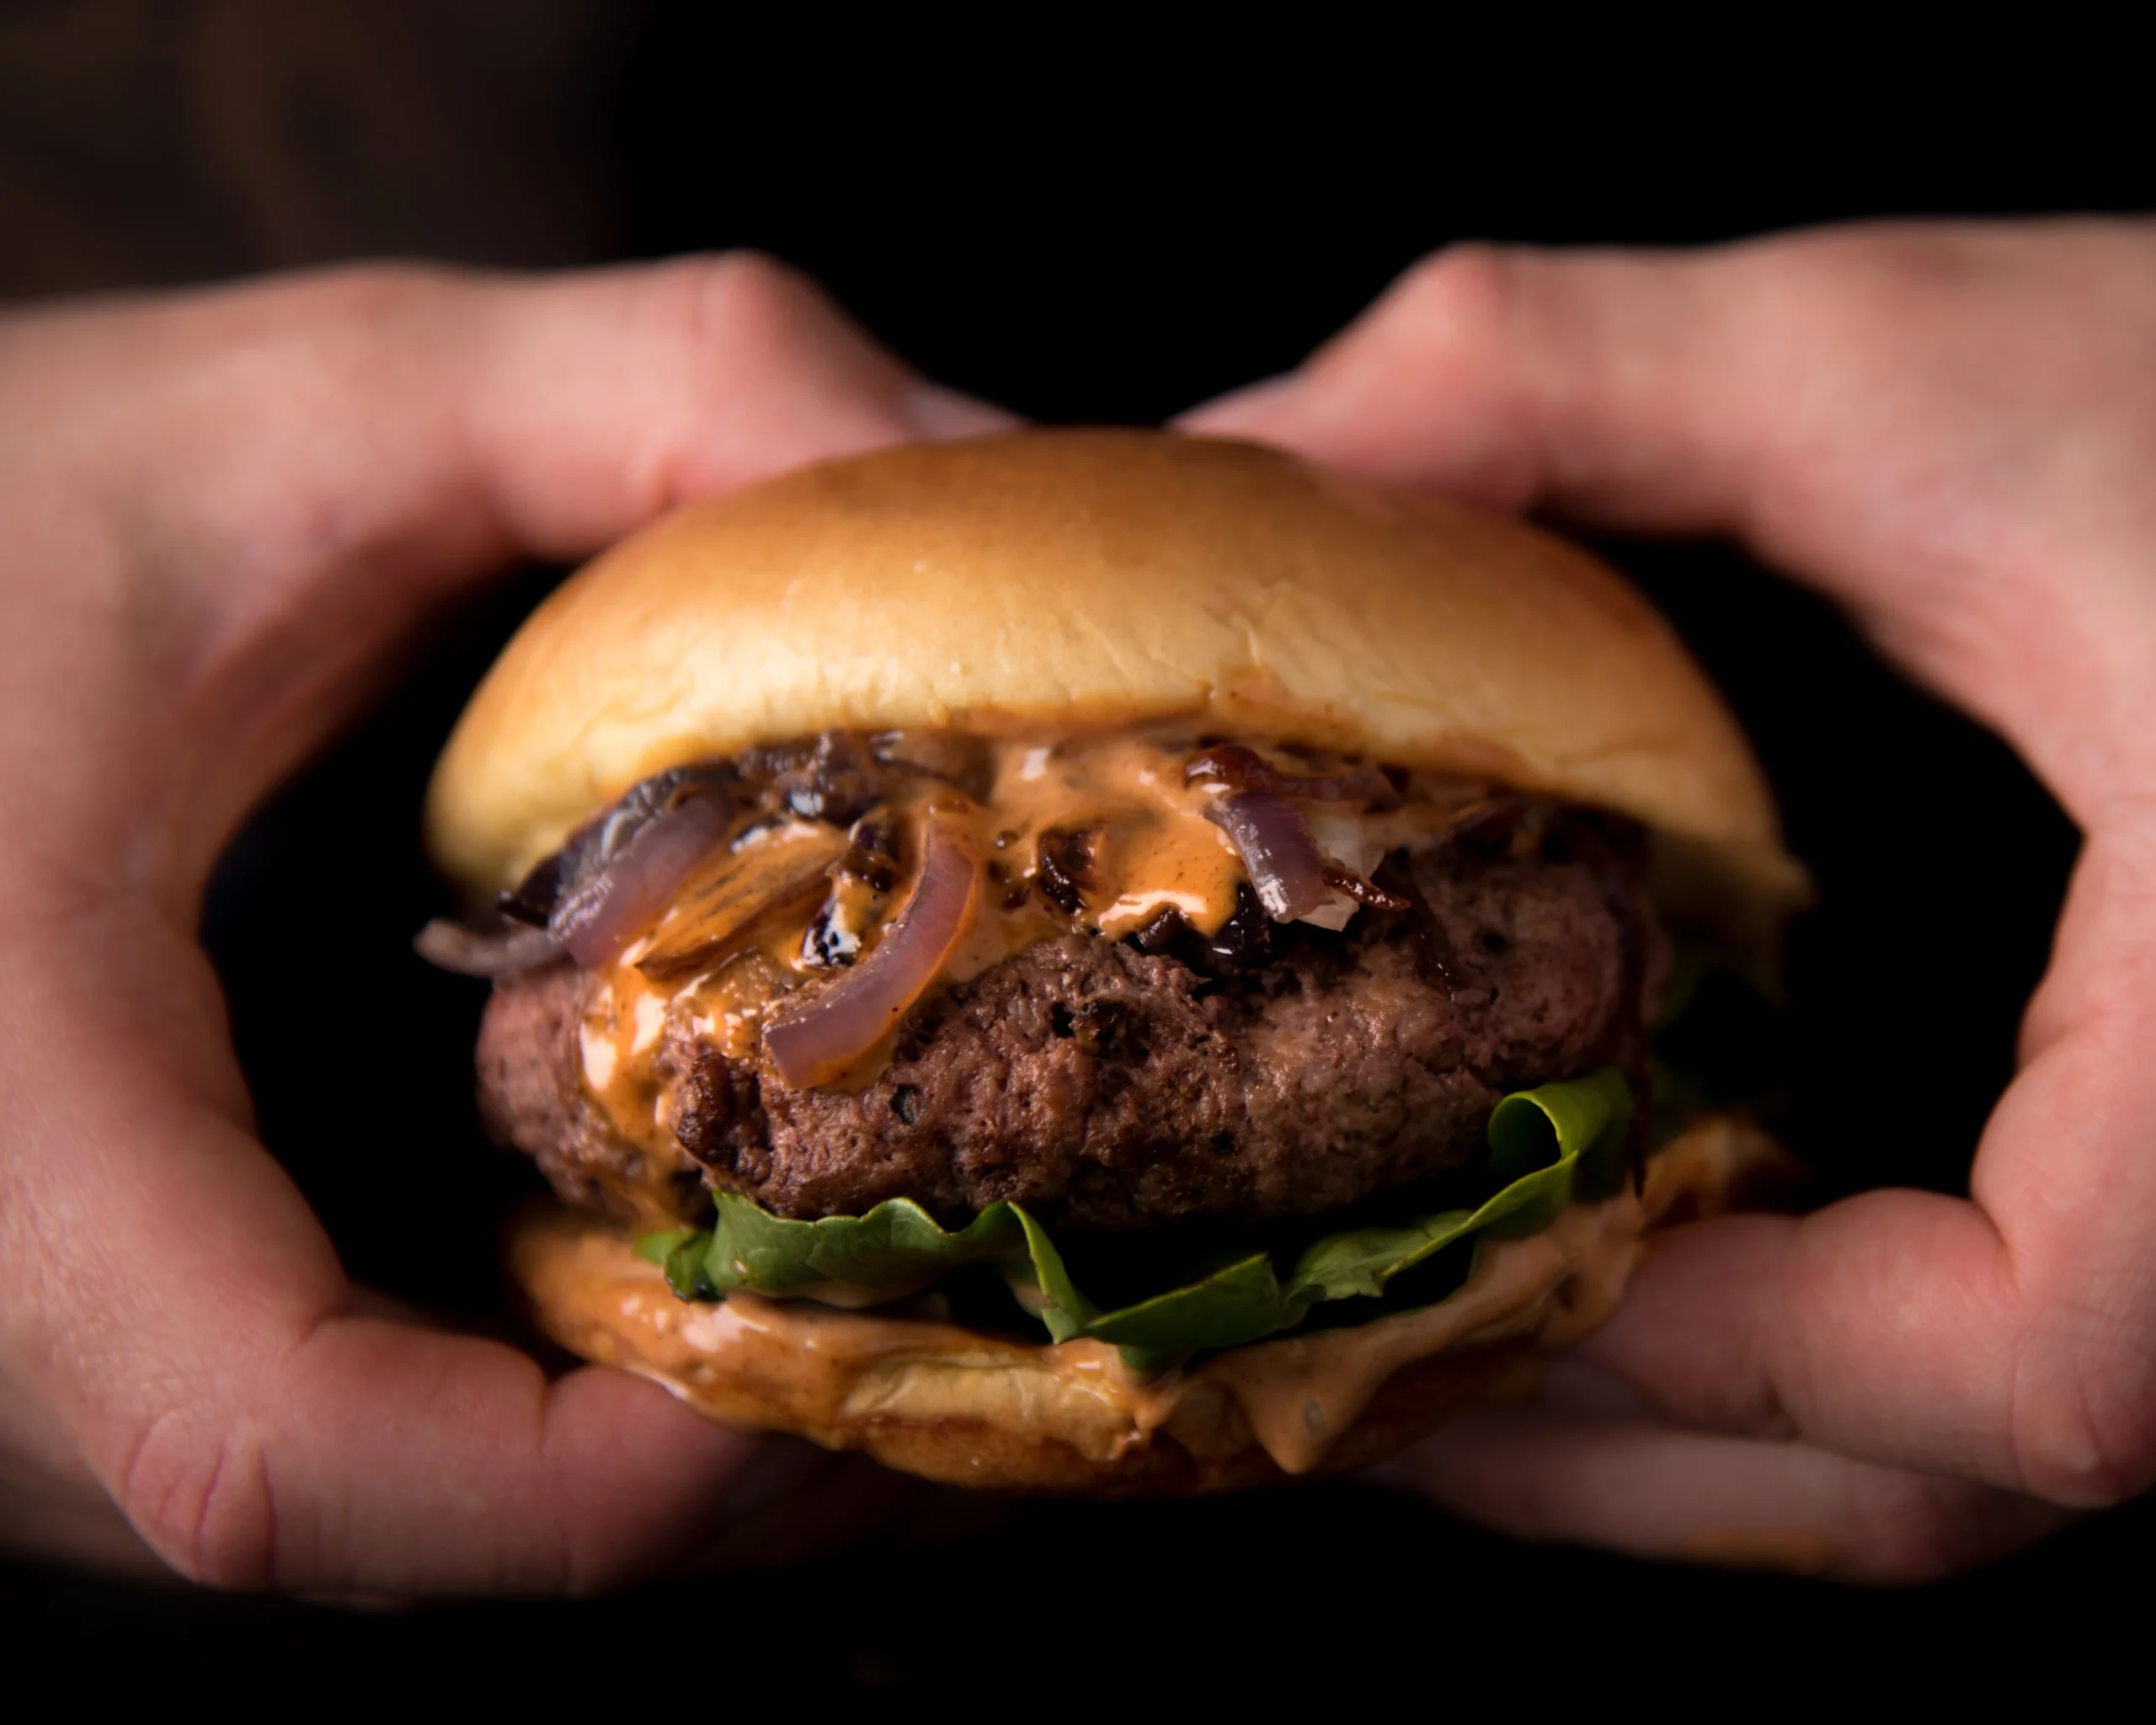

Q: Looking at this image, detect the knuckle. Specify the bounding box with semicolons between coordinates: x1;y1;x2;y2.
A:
1315;242;1552;504
602;253;833;510
2004;1290;2156;1507
1784;222;1977;286
697;247;812;308
1371;242;1528;350
2011;1359;2156;1509
670;249;829;355
304;259;456;316
260;261;468;360
117;1411;279;1590
1734;225;2012;356
626;250;854;409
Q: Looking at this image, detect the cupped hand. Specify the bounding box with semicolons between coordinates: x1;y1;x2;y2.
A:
0;254;1014;1592
1187;219;2156;1580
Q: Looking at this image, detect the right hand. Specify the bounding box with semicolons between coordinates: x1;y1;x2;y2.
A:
1185;218;2156;1579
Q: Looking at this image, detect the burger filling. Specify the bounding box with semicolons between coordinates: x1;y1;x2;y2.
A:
430;728;1664;1363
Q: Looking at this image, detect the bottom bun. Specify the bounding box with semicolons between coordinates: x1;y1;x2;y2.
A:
510;1116;1785;1494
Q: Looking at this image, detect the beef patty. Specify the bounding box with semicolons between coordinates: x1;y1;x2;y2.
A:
477;809;1653;1232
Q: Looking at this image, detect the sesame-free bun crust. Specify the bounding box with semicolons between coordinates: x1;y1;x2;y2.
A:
510;1117;1781;1494
427;431;1801;916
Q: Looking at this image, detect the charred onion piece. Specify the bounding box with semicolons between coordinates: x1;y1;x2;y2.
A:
551;794;732;968
1205;793;1331;921
632;823;851;982
1320;863;1409;911
739;730;886;826
413;918;561;977
1129;905;1194;953
1033;825;1099;916
497;853;563;929
502;763;734;926
763;819;979;1088
870;729;995;798
837;812;903;892
1185;744;1396;808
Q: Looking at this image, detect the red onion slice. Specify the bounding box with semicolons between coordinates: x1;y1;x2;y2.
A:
413;919;561;977
632;824;850;983
763;819;979;1089
550;794;732;968
1186;744;1396;807
1206;792;1331;922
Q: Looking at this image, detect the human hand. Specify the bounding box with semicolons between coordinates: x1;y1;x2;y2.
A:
0;255;1013;1592
1186;219;2156;1579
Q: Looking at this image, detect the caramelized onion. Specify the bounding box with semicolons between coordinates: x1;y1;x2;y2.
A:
870;729;995;798
1186;744;1396;807
763;819;979;1089
413;918;560;977
551;795;731;968
1206;793;1331;922
632;823;849;982
504;764;736;927
1304;808;1406;917
1033;825;1100;916
1320;864;1408;911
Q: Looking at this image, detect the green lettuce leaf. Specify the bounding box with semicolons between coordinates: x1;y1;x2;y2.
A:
641;1068;1631;1354
660;1194;1028;1303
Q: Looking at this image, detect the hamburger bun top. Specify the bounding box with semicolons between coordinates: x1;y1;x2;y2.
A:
426;430;1802;927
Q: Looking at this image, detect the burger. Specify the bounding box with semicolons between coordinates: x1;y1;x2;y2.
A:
417;430;1804;1493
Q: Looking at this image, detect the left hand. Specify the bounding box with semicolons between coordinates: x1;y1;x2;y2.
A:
0;254;1013;1593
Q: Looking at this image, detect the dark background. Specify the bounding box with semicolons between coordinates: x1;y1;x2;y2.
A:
0;0;2144;1689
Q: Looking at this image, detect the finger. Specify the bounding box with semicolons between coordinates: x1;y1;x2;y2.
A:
1547;818;2156;1514
1181;236;1790;521
1381;1397;2073;1583
1180;228;2156;1521
1182;221;2156;541
0;1370;169;1580
0;900;776;1594
1181;222;2156;813
0;259;1011;1589
1;255;1018;891
22;251;1012;570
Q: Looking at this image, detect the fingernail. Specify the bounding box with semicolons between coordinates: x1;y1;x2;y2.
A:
1175;371;1305;432
899;383;1025;440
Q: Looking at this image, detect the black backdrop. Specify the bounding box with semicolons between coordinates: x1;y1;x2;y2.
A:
1;4;2146;1691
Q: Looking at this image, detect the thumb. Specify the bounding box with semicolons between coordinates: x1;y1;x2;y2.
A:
1177;241;1742;521
3;253;1019;895
425;249;1021;557
1182;222;2156;815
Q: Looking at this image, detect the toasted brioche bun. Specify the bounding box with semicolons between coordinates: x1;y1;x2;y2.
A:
426;430;1803;936
510;1118;1782;1493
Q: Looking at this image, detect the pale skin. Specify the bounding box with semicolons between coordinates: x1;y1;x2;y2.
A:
3;222;2153;1593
